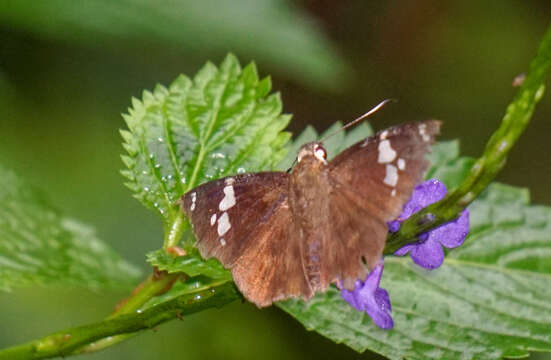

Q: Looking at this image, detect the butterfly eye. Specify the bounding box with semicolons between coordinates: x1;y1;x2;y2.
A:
314;145;327;161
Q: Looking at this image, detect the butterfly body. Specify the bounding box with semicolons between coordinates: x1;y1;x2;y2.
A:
181;121;440;307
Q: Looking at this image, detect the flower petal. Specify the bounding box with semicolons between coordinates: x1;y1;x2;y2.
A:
340;261;393;329
341;288;361;311
410;238;445;269
374;288;392;311
432;209;470;248
387;220;401;233
366;303;394;330
398;179;447;219
393;242;415;256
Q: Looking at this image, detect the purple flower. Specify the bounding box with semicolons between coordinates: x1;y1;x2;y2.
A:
390;179;470;269
341;261;393;329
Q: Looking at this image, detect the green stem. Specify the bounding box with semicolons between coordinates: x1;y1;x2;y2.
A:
112;272;179;317
384;23;551;255
163;214;187;249
0;282;238;360
68;271;180;355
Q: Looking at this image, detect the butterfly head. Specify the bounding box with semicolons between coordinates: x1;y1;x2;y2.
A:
297;142;328;165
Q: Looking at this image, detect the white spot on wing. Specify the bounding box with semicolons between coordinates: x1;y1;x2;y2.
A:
190;192;197;211
314;148;327;164
419;124;430;142
219;185;236;211
377;140;397;163
391;189;396;197
397;158;406;170
219;238;226;246
384;164;398;187
217;212;231;236
210;213;217;226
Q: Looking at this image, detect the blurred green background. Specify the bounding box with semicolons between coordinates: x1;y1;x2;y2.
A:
1;1;550;359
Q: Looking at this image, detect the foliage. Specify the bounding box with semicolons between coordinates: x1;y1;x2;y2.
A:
121;53;290;247
279;174;551;360
147;249;231;281
1;24;551;360
0;165;140;292
0;0;346;89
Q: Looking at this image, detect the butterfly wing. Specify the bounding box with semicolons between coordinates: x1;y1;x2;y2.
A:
325;120;441;289
181;172;312;306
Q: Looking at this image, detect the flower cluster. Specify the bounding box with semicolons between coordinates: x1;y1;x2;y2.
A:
341;179;470;329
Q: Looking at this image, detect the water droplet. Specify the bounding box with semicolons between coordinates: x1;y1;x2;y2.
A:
143;187;150;192
142;170;148;175
136;309;143;314
237;167;246;174
158;137;164;143
149;154;154;159
181;178;186;184
154;202;159;208
161;176;167;182
154;163;161;169
194;294;202;301
167;174;173;180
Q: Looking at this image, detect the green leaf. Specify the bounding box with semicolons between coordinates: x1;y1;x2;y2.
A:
142;275;233;309
146;249;231;281
278;172;551;359
426;140;475;188
0;0;347;90
121;54;291;247
0;164;141;292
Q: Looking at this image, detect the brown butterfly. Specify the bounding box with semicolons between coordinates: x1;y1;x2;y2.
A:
180;120;440;307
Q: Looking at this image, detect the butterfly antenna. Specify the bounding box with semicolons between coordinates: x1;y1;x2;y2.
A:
320;99;397;142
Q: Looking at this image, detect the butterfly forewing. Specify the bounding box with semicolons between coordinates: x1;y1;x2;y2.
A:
325;120;441;289
181;172;288;265
181;172;312;306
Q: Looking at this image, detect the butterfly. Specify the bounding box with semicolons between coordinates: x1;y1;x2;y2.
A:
180;120;440;307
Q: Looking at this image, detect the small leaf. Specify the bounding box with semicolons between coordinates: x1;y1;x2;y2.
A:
121;54;291;247
426;140;475;188
146;249;231;281
0;165;141;292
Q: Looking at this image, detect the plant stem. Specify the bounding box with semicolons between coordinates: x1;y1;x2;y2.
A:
0;281;238;360
384;22;551;255
68;270;180;355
